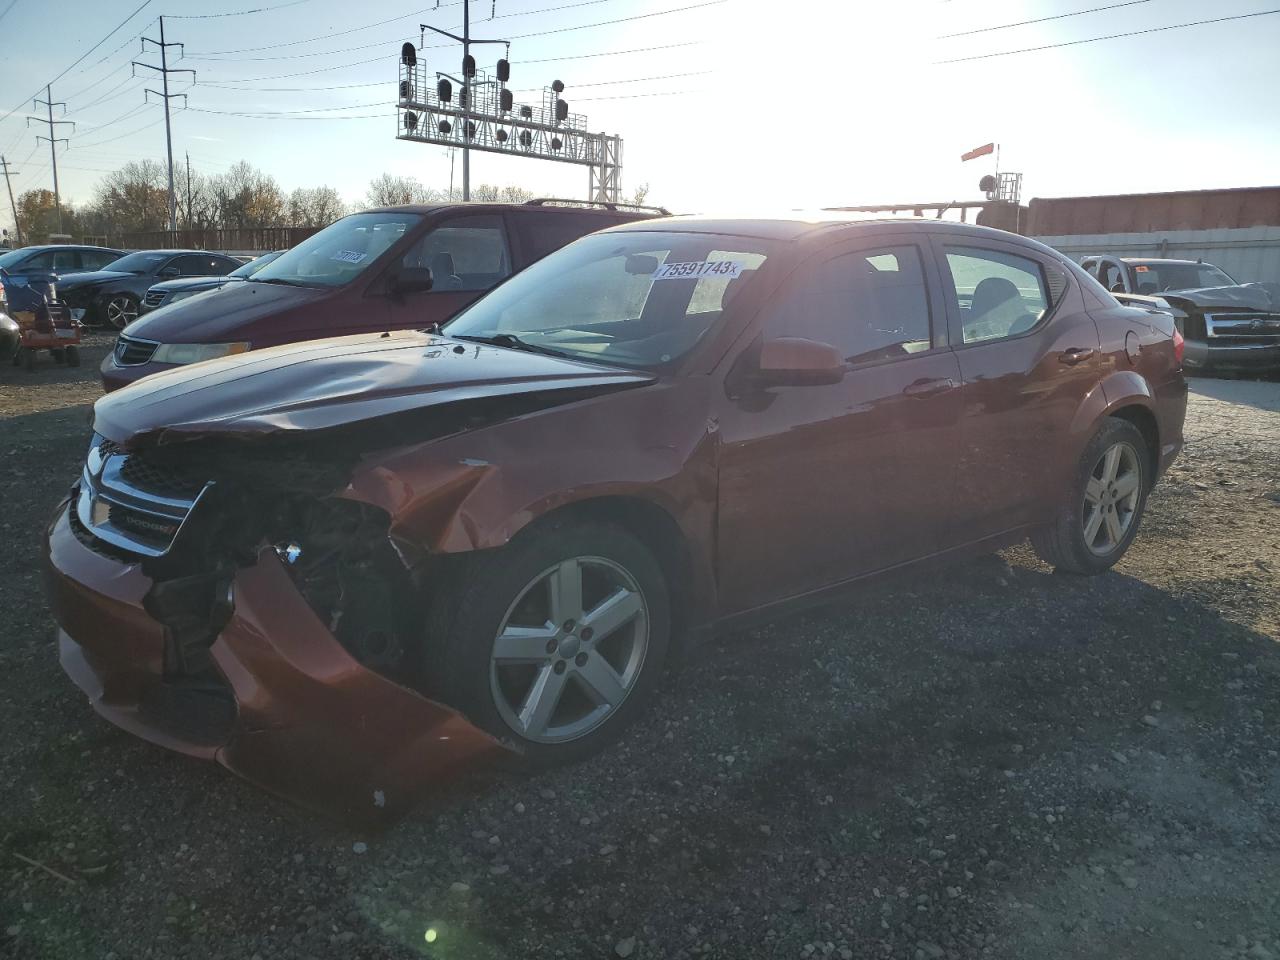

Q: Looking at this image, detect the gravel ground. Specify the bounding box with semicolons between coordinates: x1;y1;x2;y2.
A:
2;335;1278;960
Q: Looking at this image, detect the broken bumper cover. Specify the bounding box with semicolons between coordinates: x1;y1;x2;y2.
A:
46;500;505;821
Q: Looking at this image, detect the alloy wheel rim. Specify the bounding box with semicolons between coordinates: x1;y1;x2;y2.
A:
489;556;649;744
1082;441;1141;556
106;296;137;329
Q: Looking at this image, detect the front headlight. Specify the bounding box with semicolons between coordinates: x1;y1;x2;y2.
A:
152;341;251;365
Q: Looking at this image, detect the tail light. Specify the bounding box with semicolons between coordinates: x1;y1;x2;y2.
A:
1172;326;1185;366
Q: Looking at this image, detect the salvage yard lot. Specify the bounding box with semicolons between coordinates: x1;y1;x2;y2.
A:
1;336;1278;960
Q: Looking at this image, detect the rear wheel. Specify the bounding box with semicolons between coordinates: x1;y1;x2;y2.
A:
427;520;670;765
65;345;80;367
1032;418;1149;574
103;294;139;330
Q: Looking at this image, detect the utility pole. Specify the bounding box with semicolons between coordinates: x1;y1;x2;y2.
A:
134;16;194;233
1;155;22;246
27;85;72;234
421;0;507;201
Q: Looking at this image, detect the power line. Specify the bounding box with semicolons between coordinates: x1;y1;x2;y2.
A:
0;0;154;126
939;0;1152;39
575;89;699;101
514;39;698;64
71;113;169;150
0;0;19;24
197;3;440;54
190;0;724;61
192;100;388;115
514;69;709;92
938;7;1280;62
168;0;316;19
186;107;386;120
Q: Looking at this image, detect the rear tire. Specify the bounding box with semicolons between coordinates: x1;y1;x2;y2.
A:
65;345;80;367
1032;417;1150;575
426;519;670;767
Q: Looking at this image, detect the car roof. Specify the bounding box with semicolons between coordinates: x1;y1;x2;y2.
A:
599;212;1039;245
15;243;122;253
360;201;653;219
1118;257;1206;266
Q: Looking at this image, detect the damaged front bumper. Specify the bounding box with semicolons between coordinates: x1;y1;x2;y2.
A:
46;499;505;822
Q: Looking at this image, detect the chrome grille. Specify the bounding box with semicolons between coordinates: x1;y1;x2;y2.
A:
143;290;167;307
77;436;210;557
1204;312;1280;338
114;335;158;366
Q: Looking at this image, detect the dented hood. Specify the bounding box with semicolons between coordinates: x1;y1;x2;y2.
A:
1161;283;1276;311
93;330;654;445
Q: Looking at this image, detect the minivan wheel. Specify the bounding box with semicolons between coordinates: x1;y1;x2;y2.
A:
427;520;670;765
1032;417;1149;575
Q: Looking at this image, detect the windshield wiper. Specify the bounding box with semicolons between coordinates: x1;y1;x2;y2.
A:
251;276;304;287
452;332;577;360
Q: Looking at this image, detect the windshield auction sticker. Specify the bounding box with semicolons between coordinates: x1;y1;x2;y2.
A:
652;260;745;281
331;250;368;264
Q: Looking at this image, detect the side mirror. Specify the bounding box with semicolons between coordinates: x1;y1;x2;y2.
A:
389;267;434;297
159;266;180;278
756;337;846;387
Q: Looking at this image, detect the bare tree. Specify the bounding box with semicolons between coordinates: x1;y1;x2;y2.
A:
286;186;345;227
364;173;440;208
91;160;168;236
177;168;218;230
626;182;651;207
469;183;535;203
213;161;286;228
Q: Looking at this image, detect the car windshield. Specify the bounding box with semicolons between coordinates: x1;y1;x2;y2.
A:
0;248;30;269
250;213;420;288
1128;261;1235;293
444;230;773;370
103;251;168;275
229;251;283;279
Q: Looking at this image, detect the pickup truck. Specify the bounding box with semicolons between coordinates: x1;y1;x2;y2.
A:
1079;256;1280;373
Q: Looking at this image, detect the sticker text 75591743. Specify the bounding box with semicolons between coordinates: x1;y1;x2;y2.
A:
652;260;744;282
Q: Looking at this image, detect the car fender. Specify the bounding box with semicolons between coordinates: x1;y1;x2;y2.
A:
341;377;720;621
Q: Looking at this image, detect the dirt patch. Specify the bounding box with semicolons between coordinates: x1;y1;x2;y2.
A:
1;355;1278;960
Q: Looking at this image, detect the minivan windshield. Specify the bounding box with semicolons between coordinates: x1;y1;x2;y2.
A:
444;230;773;370
228;250;283;279
251;213;420;288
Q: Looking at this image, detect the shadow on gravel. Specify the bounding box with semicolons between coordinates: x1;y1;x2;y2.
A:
3;552;1278;959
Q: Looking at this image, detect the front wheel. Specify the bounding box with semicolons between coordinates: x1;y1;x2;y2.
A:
427;520;670;765
1032;418;1149;575
103;294;139;330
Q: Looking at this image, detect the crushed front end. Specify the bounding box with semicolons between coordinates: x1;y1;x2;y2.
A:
47;432;504;822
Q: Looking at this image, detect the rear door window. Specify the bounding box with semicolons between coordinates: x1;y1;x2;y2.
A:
400;215;511;293
943;246;1050;344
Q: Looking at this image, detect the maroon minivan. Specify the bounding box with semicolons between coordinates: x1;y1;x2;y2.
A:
101;200;661;391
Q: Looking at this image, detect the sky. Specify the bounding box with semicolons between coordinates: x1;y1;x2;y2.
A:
1;0;1279;238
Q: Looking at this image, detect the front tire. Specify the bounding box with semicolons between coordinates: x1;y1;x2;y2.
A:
102;294;139;330
427;520;670;766
1032;418;1150;574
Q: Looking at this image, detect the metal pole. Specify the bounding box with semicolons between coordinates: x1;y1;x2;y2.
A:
160;16;177;232
461;0;470;201
1;156;21;245
46;85;63;233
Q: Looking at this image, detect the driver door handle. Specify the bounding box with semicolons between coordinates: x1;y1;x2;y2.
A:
1059;347;1095;365
902;376;956;398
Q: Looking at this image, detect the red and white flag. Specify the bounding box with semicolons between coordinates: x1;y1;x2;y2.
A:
961;142;995;162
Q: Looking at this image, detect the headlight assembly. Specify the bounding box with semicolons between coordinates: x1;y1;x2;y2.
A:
152;341;251;365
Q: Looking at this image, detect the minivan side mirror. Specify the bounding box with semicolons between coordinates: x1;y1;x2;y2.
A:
389;267;434;297
756;337;846;387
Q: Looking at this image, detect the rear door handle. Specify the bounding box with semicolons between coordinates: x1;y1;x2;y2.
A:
1059;347;1095;365
902;376;956;398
